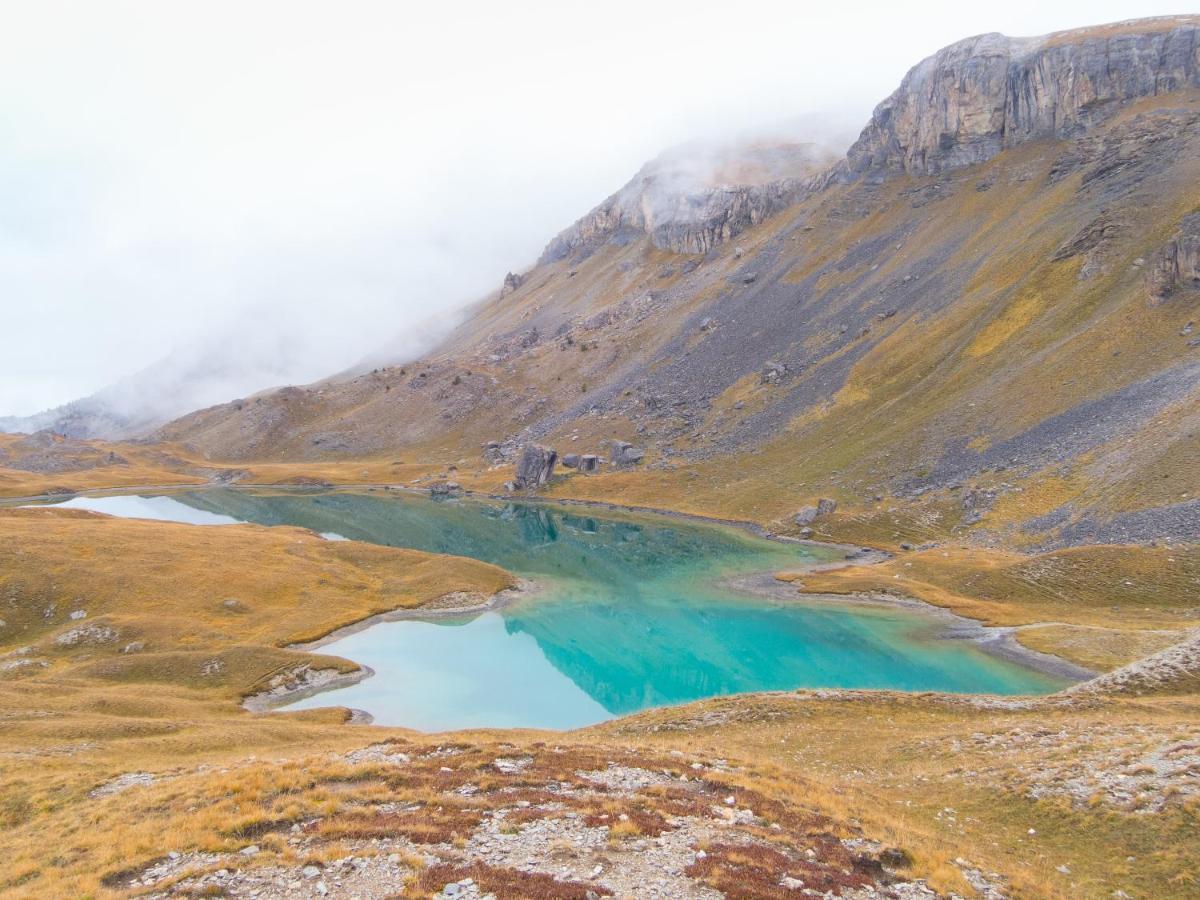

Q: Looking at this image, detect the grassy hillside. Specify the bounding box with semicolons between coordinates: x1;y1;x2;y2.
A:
154;91;1200;550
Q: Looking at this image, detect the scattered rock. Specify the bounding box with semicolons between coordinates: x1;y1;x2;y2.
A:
430;481;463;497
90;772;160;798
54;624;117;647
760;361;787;385
483;439;517;465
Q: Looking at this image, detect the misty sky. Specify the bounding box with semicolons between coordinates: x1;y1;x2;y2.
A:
0;0;1186;417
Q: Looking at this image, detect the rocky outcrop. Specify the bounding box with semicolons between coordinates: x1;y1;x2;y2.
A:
512;445;557;490
499;272;523;298
794;498;837;526
482;439;517;465
1052;212;1128;280
540;142;831;260
845;17;1200;179
1147;213;1200;302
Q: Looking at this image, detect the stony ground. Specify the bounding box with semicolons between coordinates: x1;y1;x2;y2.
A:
113;741;935;900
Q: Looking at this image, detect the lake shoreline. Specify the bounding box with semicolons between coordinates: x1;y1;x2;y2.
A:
12;482;1100;716
724;572;1096;684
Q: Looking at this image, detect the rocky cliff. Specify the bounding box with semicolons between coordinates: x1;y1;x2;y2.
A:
540;141;832;261
845;16;1200;179
1148;213;1200;301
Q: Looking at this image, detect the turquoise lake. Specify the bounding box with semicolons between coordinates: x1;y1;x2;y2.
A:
47;489;1068;729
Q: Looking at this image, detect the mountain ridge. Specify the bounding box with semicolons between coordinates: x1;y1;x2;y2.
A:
153;16;1200;549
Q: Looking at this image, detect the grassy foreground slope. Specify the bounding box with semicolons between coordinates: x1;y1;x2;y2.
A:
0;508;511;892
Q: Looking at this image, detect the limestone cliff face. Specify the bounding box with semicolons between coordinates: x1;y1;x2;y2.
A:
845;17;1200;179
1147;213;1200;302
540;142;830;261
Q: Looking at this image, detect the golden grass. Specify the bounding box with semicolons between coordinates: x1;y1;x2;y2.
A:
0;507;516;896
604;690;1200;898
783;544;1200;669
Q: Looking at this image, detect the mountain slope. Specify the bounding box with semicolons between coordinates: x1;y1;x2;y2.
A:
159;16;1200;548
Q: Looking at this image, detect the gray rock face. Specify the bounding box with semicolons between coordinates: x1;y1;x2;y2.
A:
845;18;1200;179
579;454;600;473
513;445;557;490
1147;213;1200;302
540;141;832;259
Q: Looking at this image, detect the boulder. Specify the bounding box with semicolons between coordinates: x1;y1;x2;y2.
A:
499;271;523;297
609;441;645;467
429;481;462;497
793;506;818;526
579;454;600;473
561;453;581;469
760;361;787;385
513;445;557;490
794;498;837;526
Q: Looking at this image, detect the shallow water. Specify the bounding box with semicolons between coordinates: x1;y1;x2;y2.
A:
45;489;1068;728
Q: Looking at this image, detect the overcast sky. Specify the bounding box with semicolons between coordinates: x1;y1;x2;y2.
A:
0;1;1186;416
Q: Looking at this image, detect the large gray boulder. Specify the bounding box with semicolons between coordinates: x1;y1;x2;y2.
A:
513;445;557;490
609;441;645;467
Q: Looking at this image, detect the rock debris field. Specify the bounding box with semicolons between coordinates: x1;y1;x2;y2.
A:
112;741;942;899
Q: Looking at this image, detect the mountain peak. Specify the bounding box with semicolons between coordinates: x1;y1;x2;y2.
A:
539;139;836;262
